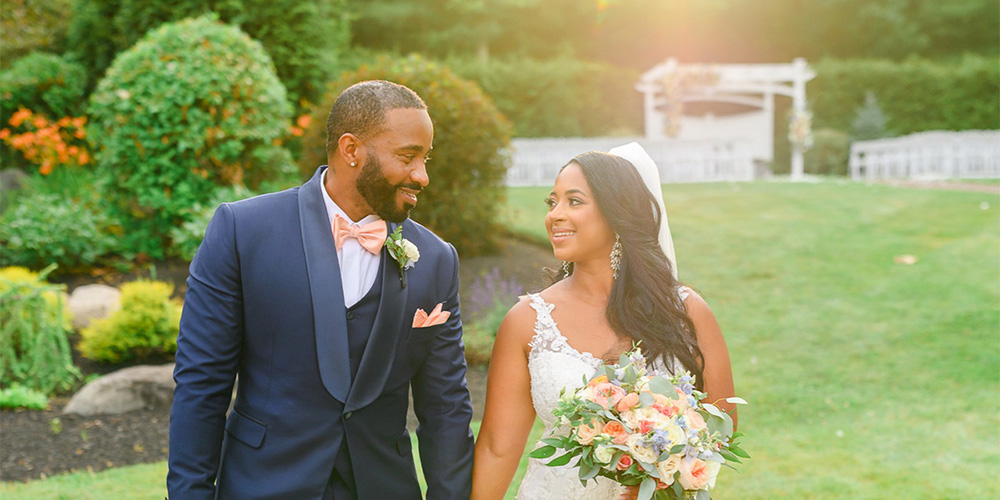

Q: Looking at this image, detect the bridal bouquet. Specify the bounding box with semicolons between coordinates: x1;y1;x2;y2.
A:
530;348;748;500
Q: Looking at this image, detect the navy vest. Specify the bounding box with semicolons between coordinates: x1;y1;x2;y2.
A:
344;256;384;380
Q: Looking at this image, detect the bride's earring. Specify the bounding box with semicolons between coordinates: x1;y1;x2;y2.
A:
610;234;622;280
561;261;571;277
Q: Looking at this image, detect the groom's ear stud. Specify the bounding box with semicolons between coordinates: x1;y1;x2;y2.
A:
350;161;356;167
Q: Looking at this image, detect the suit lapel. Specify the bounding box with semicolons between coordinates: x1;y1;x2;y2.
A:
298;166;352;402
345;221;409;412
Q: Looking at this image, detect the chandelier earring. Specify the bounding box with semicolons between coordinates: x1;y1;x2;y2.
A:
610;234;623;279
561;261;571;277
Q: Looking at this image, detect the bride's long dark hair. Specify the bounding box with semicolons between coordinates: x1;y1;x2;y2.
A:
557;151;705;388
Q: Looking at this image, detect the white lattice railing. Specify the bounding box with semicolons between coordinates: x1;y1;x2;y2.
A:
505;137;756;187
849;130;1000;181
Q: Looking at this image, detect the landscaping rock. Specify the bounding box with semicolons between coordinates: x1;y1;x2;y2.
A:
63;364;175;417
0;169;28;213
68;284;121;330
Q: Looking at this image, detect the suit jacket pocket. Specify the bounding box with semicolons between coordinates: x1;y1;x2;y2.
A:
226;409;267;449
408;323;448;343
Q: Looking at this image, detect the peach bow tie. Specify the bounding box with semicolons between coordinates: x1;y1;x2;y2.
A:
332;215;387;255
413;303;451;328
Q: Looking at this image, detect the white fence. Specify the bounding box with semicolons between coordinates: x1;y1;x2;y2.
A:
849;130;1000;181
506;137;756;187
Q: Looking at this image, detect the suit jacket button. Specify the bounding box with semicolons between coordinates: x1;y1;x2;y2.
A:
344;411;352;420
346;312;356;320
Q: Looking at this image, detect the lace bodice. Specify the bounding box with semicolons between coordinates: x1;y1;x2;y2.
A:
515;288;690;500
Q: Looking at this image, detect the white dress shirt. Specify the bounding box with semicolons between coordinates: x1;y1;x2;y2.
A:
320;169;382;308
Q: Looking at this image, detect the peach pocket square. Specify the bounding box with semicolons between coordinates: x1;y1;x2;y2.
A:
412;303;450;328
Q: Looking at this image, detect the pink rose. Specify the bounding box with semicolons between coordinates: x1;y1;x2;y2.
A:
616;392;640;413
616;454;633;471
684;409;707;431
591;383;626;410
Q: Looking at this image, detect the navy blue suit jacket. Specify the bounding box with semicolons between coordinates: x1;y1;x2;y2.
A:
167;167;475;499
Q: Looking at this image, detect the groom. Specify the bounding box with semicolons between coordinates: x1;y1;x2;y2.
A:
167;80;475;499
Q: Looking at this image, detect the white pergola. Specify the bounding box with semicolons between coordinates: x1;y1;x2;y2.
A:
636;58;816;180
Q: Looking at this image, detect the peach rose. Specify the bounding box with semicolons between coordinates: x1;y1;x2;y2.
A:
616;392;640;413
591;382;626;410
588;374;609;387
602;421;629;445
678;458;720;490
684;408;707;431
575;421;602;445
616;454;634;471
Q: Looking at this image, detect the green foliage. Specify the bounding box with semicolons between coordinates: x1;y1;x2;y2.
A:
0;190;119;272
0;53;87;126
66;0;349;107
87;15;293;258
850;91;890;141
0;52;88;170
302;54;512;256
168;185;256;261
0;0;74;65
0;383;49;410
804;128;851;176
446;56;641;137
78;281;181;364
0;266;80;395
810;56;1000;136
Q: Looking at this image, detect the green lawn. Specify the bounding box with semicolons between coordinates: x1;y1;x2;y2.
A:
5;180;998;498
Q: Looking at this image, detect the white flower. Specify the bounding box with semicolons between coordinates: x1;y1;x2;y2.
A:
593;445;615;465
656;455;682;485
401;239;420;267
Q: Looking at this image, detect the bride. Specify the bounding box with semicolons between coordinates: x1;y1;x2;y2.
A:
470;144;736;499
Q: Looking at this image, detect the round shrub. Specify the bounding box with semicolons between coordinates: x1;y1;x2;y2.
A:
301;54;512;256
78;280;181;364
0;266;79;395
87;15;293;254
0;191;119;272
805;128;851;176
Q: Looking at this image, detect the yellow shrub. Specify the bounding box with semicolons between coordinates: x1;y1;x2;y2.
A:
78;280;181;363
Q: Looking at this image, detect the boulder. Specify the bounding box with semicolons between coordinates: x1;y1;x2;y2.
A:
63;364;175;416
68;284;121;330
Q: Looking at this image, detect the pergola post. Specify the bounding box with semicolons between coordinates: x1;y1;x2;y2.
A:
790;57;808;181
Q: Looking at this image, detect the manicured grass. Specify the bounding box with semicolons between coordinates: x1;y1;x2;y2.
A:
1;420;545;499
5;180;997;498
504;179;1000;498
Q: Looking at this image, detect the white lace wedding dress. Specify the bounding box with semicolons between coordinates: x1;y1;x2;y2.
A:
515;289;690;500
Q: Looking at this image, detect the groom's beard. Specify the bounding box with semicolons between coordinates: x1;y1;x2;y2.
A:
356;153;420;223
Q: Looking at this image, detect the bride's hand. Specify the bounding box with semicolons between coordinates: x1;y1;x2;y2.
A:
617;485;640;500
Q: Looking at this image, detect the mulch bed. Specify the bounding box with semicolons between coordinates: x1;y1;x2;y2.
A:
1;238;554;483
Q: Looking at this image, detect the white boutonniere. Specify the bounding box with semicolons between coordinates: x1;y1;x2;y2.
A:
385;225;419;288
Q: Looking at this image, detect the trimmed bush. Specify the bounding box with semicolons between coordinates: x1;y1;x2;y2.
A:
0;191;119;272
78;281;181;364
301;54;513;256
0;266;80;395
804;128;851;176
810;56;1000;135
168;185;256;261
446;55;642;137
66;0;349;107
87;15;293;258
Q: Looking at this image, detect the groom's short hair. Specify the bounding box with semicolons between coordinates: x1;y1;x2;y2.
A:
325;80;427;155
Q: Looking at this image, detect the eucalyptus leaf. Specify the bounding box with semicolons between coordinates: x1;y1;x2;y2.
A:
725;396;749;405
702;403;725;419
541;437;564;447
639;392;655;408
696;488;711;500
648;376;676;397
638;477;656;500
